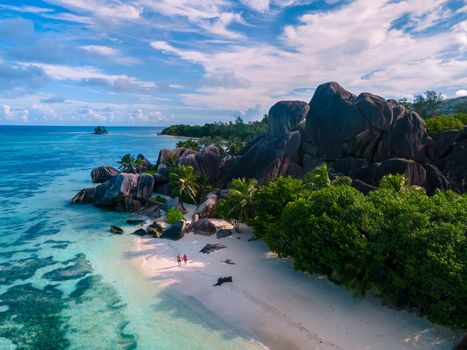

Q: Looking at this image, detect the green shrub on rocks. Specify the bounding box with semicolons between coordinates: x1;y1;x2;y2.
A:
165;207;185;224
425;115;463;137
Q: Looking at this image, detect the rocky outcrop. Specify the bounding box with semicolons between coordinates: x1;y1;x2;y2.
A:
222;101;308;184
137;154;153;171
71;173;154;212
160;220;186;240
350;158;427;188
91;165;119;183
192;193;218;220
110;225;123;234
186;218;217;236
200;243;226;254
154;146;221;190
213;276;232;286
218;82;465;194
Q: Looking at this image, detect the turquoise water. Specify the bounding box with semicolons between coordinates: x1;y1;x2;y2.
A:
0;126;261;350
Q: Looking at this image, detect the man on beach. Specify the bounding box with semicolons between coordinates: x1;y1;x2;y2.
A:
183;254;188;265
177;254;181;266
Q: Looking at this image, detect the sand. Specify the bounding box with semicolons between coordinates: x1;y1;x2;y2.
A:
130;207;458;350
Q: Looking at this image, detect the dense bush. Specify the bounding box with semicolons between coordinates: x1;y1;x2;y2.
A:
176;139;200;151
165;207;185;224
248;176;304;254
453;112;467;125
425;115;464;137
161;116;268;143
245;173;467;329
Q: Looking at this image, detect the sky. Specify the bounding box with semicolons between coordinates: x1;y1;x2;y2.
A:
0;0;466;126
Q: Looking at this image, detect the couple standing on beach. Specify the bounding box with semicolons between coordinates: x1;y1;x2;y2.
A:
177;254;188;266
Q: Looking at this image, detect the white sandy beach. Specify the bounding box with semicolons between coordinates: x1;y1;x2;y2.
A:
130;209;458;350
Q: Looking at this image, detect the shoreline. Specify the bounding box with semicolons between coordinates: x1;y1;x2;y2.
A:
129;219;458;350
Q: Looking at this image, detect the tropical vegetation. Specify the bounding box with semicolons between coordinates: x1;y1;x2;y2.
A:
216;178;258;232
165;207;185;224
425;115;464;137
161;115;268;143
168;165;199;211
219;167;467;329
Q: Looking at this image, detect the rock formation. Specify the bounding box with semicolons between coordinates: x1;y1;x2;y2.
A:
72;173;154;211
91;165;119;183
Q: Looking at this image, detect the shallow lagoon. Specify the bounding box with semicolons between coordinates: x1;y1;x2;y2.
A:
0;126;261;350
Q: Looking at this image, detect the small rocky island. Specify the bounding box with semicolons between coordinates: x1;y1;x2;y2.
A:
93;126;108;134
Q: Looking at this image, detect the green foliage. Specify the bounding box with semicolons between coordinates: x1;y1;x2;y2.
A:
413;90;444;119
165;207;185;224
161;115;268;143
176;139;200;151
379;173;407;192
168;165;199;210
303;163;330;190
216;178;258;231
398;97;412;109
117;154;136;173
225;137;245;156
425;115;463;137
331;176;352;187
248;176;304;253
93;126;108;134
248;173;467;329
453;112;467;125
154;195;167;203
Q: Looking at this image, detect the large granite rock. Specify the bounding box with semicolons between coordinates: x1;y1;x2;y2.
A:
156;147;195;167
155;145;221;184
374;111;429;162
304;82;429;162
137;153;153;170
186;218;217;236
91;165;119;183
427;130;460;161
433;138;467;192
268;101;309;136
222;101;308;184
71;173;154;212
192;193;219;220
350;158;427;187
160;221;186;240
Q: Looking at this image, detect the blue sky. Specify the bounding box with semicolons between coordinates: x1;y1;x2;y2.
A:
0;0;466;126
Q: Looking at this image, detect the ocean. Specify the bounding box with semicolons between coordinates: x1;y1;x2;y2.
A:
0;126;261;350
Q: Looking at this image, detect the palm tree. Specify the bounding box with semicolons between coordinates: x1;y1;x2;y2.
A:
169;165;199;212
379;173;425;193
134;158;145;173
303;163;330;190
118;154;136;173
225;178;258;232
379;173;406;192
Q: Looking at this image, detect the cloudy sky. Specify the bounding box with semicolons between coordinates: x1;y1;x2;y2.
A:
0;0;466;125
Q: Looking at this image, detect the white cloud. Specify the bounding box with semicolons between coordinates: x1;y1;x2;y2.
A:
81;45;118;56
456;89;467;97
1;104;29;122
46;0;141;21
152;0;467;112
80;45;140;64
241;0;269;12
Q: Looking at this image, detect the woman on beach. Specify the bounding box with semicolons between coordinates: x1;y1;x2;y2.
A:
177;254;181;266
183;254;188;265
